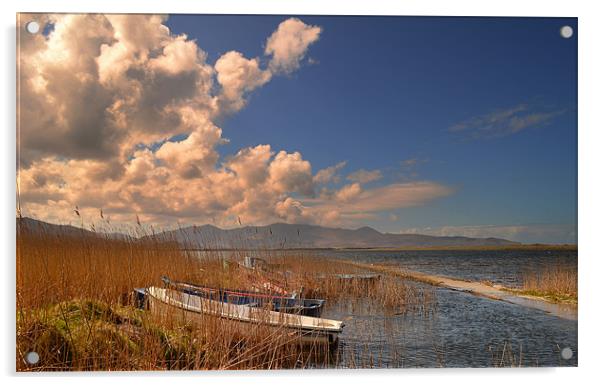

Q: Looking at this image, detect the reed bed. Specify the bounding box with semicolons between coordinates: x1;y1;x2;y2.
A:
262;255;438;317
520;263;577;303
16;220;331;371
16;218;439;371
17;298;336;371
488;341;524;368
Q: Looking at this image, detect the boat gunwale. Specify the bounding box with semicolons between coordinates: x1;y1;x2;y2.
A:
146;287;344;334
161;277;326;315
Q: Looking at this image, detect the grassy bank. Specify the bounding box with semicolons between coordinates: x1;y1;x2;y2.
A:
338;260;578;310
18;298;343;370
504;263;578;304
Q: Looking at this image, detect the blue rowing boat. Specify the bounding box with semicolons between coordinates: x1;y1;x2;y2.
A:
160;276;326;318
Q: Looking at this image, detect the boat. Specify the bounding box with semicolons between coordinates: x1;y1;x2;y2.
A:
241;256;268;270
144;286;344;346
235;262;290;295
314;273;382;284
161;276;325;318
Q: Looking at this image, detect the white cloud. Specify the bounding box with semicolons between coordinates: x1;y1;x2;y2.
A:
214;51;272;114
335;183;362;202
265;18;321;74
149;35;202;75
313;161;347;184
20;14;219;166
154;118;225;178
268;151;314;196
449;104;564;139
347;169;383;184
275;197;305;223
340;182;453;212
226;145;272;189
300;182;453;227
17;14;453;230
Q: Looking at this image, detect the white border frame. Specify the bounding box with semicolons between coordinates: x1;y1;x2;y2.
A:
3;1;600;384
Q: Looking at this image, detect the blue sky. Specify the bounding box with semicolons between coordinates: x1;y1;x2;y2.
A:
164;16;577;243
20;14;576;243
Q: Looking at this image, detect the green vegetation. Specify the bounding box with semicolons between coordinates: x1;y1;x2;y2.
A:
504;289;577;305
17;299;227;370
499;262;577;304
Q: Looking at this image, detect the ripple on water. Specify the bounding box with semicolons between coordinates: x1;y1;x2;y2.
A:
316;249;577;368
324;288;576;368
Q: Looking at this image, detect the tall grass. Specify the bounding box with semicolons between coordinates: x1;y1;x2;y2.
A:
17;224;197;310
259;254;437;316
16;219;330;370
16;217;440;371
521;263;577;303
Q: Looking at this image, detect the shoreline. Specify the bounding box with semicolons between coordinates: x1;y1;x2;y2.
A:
179;244;578;252
339;260;578;321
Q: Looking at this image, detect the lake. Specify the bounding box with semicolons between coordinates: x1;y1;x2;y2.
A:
186;248;577;367
315;249;578;367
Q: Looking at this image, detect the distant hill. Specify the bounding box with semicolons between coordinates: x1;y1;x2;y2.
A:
17;217;95;237
17;217;520;249
17;217;129;240
147;222;520;249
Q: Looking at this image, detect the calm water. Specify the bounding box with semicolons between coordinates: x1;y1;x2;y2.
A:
317;249;577;288
315;249;578;368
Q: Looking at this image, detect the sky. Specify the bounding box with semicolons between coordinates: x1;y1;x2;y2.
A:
17;14;577;243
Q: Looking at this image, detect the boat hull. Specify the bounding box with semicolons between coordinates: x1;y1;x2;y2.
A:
146;287;342;346
162;277;325;318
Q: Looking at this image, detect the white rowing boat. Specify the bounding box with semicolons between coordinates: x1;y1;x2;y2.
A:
146;287;344;345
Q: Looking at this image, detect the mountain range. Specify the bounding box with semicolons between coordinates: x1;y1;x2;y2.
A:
18;217;519;249
147;222;519;249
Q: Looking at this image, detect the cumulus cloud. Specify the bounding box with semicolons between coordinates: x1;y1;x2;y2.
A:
154;118;226;178
275;197;305;223
300;182;454;227
268;151;314;196
347;169;383;184
401;158;428;168
449;104;564;139
338;182;453;213
335;183;362;202
17;14;452;229
313;161;347;184
149;35;202;75
19;14;218;167
215;51;272;114
265;18;321;74
225;145;272;188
